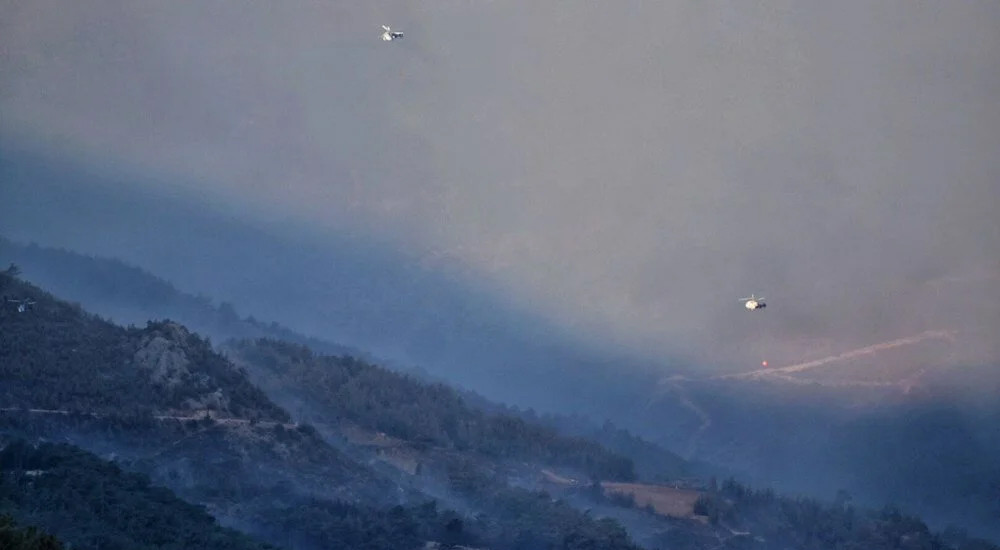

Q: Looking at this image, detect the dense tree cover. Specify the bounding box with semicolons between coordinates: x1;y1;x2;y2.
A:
236;497;479;550
211;485;639;550
0;420;643;550
1;273;648;549
0;439;276;550
466;391;695;482
685;478;999;550
443;457;640;550
0;408;394;510
0;515;63;550
10;257;993;549
0;272;287;421
228;338;636;481
0;237;360;357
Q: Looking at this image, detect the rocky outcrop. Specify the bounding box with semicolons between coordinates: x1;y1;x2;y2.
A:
132;322;230;412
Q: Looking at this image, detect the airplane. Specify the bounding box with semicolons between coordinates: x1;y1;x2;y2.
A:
740;294;766;311
5;298;36;313
381;25;404;42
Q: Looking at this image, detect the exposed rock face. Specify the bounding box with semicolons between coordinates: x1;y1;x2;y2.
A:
183;388;229;412
132;322;230;412
134;333;191;388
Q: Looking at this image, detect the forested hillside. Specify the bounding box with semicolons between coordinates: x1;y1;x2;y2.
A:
219;330;1000;550
226;338;636;481
223;338;1000;550
0;271;286;421
0;439;275;550
682;479;998;550
3;264;995;549
0;269;648;549
462;390;698;482
0;438;510;550
0;236;686;480
0;514;63;550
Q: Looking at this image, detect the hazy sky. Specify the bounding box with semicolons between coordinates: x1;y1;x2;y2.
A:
3;0;998;370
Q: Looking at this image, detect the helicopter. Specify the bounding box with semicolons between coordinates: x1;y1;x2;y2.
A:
740;294;766;311
5;298;36;313
381;25;404;42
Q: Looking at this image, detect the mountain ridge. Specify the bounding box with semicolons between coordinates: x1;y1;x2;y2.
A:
2;247;998;547
0;268;649;549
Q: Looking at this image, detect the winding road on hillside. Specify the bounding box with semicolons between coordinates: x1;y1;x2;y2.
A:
0;407;298;429
648;328;960;458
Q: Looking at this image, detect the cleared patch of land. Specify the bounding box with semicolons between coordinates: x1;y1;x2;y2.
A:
603;482;703;518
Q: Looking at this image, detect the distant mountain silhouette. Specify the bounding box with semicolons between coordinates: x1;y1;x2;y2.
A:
0;235;361;358
0;146;661;421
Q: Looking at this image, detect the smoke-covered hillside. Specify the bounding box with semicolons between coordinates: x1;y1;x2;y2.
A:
0;269;646;548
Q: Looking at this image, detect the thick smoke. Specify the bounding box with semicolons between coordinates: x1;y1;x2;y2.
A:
2;0;998;373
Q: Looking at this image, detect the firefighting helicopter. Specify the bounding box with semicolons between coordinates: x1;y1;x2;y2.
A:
740;294;766;311
5;298;36;313
381;25;404;42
